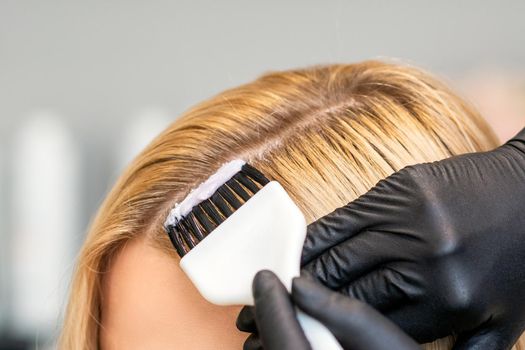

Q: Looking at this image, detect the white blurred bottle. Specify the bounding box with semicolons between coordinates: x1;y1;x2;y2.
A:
11;112;81;340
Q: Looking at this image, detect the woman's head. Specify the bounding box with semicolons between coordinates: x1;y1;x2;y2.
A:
61;60;515;349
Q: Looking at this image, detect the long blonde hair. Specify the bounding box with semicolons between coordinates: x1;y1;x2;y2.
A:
60;60;523;349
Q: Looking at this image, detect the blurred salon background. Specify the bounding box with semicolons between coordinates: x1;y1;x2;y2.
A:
0;1;524;349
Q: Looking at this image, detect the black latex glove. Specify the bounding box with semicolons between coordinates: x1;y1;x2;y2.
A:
301;128;525;349
238;270;420;350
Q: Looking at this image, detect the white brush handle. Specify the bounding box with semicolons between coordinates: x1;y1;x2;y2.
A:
297;310;342;350
179;181;342;348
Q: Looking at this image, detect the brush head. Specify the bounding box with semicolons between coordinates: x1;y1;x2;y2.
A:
164;160;269;257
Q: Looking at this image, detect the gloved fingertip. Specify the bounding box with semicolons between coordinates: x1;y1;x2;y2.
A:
252;270;281;298
243;333;263;350
236;306;256;332
292;276;330;309
253;269;276;284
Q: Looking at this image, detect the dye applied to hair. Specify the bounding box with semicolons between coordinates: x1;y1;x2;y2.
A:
164;161;270;257
164;159;246;228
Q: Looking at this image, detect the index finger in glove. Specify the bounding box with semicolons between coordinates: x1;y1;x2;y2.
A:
301;199;371;266
252;270;311;350
292;277;420;350
301;170;410;266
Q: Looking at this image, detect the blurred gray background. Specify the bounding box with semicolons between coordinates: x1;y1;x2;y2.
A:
1;1;524;349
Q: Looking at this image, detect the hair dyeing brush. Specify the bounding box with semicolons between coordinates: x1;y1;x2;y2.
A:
163;159;341;350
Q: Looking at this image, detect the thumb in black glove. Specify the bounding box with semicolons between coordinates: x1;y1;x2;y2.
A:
239;270;420;350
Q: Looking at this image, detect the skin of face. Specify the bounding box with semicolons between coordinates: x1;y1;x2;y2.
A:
100;235;247;349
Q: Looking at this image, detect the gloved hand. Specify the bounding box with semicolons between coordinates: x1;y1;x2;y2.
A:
301;128;525;349
237;270;420;350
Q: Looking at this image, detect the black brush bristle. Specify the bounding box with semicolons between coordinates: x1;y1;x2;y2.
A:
201;199;224;224
187;212;205;241
165;163;270;257
241;164;270;186
211;191;234;217
233;172;259;193
217;186;242;209
166;225;186;258
225;178;251;201
193;205;215;233
179;221;197;250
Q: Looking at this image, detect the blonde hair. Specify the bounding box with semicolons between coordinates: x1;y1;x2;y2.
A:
59;60;523;350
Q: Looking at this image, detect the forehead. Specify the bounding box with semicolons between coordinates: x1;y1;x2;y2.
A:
100;236;246;349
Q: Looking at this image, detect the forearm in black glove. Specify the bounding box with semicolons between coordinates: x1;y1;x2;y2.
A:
301;127;525;349
240;270;420;350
